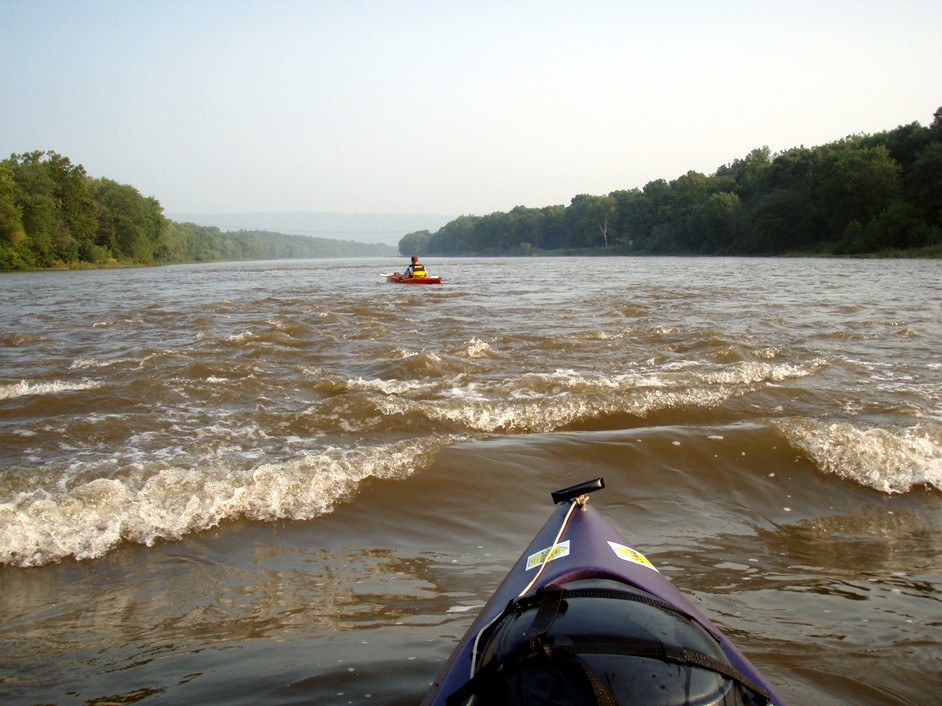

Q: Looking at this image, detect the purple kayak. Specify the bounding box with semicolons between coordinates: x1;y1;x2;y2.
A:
422;478;786;706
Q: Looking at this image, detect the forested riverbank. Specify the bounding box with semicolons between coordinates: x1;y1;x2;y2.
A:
0;152;395;270
401;108;942;258
5;109;941;270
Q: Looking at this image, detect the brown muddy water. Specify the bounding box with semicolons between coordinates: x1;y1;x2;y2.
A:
1;256;940;705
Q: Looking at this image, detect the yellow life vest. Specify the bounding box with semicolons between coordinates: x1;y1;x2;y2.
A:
409;265;427;277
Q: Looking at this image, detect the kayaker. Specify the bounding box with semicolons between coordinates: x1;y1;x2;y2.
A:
403;255;426;278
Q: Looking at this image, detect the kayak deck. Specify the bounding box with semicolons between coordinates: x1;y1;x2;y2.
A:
421;478;785;706
386;274;443;284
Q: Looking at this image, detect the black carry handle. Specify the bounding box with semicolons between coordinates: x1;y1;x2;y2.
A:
551;477;605;504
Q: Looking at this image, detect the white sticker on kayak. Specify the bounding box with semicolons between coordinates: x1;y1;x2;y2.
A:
608;541;658;571
526;540;571;570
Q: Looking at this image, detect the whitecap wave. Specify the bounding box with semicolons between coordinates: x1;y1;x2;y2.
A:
70;355;150;370
374;368;742;434
775;418;942;494
466;338;495;358
0;379;106;400
0;438;447;567
297;359;830;438
699;359;827;385
347;377;431;396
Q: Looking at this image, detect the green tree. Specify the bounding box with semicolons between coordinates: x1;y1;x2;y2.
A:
718;146;772;201
872;121;932;174
0;160;27;268
4;151;102;266
9;151;59;265
610;187;655;251
668;171;712;251
815;141;901;237
688;191;740;253
90;178;163;264
566;194;617;248
399;229;432;256
46;152;98;255
907;141;942;226
739;189;811;253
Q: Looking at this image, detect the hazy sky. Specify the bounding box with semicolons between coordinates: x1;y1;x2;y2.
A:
2;0;940;219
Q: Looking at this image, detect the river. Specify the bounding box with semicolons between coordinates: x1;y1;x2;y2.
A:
1;256;940;705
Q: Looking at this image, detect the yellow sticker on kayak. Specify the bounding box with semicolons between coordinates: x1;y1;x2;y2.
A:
608;541;658;571
526;540;571;570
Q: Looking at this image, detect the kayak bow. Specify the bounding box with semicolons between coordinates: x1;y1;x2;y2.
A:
422;478;785;706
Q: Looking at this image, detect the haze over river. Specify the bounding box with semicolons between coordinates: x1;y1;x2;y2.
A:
1;256;940;705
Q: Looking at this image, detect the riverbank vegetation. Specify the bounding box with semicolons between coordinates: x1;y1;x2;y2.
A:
5;109;940;270
0;153;395;270
400;108;942;258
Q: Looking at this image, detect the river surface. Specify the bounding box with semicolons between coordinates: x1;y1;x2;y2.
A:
1;256;940;705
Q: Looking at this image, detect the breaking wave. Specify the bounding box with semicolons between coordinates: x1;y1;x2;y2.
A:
0;437;452;568
776;418;942;494
0;379;106;400
3;257;940;568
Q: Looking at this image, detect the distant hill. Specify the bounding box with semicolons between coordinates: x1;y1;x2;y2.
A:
165;211;455;247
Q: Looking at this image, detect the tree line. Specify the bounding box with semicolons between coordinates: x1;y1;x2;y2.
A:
0;152;395;270
401;108;942;258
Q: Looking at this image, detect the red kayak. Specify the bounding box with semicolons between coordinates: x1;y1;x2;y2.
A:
421;478;785;706
384;273;443;284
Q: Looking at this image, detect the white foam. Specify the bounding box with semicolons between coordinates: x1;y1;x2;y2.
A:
775;418;942;494
347;377;430;396
364;366;753;433
70;357;104;369
447;604;485;613
466;338;495;358
0;379;106;400
0;438;449;567
698;359;826;385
